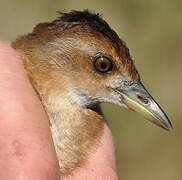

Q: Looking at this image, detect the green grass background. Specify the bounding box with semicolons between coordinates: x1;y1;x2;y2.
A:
1;0;181;179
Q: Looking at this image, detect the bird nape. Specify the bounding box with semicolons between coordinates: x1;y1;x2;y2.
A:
12;10;173;175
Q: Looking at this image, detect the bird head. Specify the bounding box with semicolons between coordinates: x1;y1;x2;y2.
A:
13;10;172;131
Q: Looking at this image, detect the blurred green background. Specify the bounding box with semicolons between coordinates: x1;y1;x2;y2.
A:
1;0;181;179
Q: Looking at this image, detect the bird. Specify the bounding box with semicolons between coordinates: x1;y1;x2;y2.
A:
12;10;173;175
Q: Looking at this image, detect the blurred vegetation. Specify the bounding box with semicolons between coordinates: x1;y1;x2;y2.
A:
1;0;181;179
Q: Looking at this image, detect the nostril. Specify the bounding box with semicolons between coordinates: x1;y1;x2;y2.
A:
137;94;149;104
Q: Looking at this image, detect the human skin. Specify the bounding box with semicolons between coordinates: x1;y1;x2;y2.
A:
0;41;118;180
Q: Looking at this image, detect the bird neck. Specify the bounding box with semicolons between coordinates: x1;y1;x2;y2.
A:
44;95;105;174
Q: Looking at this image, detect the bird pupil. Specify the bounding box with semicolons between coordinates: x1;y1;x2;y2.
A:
100;61;107;69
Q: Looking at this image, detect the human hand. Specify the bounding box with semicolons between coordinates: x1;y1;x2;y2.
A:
0;41;118;180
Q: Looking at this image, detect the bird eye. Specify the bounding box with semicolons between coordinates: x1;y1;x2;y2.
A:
94;56;112;73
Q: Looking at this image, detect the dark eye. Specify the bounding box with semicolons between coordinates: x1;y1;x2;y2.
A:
94;56;112;73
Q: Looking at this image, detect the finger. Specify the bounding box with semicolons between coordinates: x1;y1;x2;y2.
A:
61;123;118;180
0;41;60;180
